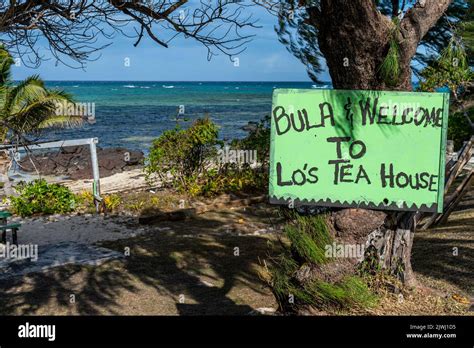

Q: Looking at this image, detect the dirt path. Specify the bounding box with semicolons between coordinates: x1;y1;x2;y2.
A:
413;182;474;299
0;186;472;315
0;203;282;315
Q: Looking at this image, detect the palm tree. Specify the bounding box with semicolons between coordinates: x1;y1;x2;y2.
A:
0;46;83;194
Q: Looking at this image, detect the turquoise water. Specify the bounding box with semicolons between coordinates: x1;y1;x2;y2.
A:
40;81;328;152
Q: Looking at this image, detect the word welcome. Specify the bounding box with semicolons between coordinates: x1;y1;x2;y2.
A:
273;97;443;136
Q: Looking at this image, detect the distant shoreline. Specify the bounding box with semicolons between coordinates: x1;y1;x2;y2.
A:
40;80;321;83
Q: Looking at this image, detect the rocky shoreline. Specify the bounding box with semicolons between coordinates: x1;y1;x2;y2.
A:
19;146;144;180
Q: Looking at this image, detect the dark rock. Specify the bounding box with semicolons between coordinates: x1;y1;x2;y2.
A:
241;121;258;132
18;146;144;180
333;208;386;242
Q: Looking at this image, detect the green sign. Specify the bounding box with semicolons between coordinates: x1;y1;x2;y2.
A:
269;89;449;213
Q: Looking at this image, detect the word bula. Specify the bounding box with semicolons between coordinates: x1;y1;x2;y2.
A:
273;97;443;135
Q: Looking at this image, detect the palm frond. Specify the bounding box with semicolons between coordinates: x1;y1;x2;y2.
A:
0;47;82;141
7;92;80;134
0;46;13;85
6;76;47;114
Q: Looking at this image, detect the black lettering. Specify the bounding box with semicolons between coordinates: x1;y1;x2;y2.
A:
340;164;353;183
391;105;404;125
291;168;306;186
329;159;350;185
359;97;379;125
355;165;371;184
429;175;438;192
425;108;439;127
419;172;430;189
378;105;390;124
414;108;427;126
276;162;292;186
303;109;319;131
317;102;335;127
307;167;319;184
380;163;395;188
273;106;291;135
349;140;366;159
402;108;413;124
290;109;306;132
434;108;443;127
409;173;420;190
327;137;351;159
395;172;409;188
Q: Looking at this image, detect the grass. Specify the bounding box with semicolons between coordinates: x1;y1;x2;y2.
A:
379;19;401;86
268;213;377;313
285;214;331;264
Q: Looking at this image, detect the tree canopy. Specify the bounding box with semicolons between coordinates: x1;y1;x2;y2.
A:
0;0;259;68
274;0;473;82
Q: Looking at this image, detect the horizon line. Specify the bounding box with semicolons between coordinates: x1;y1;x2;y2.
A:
33;79;325;83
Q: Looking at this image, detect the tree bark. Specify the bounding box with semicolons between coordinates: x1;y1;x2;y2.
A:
317;0;395;90
310;0;453;285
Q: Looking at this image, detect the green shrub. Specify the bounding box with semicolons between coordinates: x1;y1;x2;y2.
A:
418;38;474;151
419;38;473;95
145;116;270;196
448;108;474;150
230;115;271;168
10;179;76;217
145;117;220;194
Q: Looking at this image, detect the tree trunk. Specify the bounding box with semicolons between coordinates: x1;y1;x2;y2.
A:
317;0;401;90
310;0;453;285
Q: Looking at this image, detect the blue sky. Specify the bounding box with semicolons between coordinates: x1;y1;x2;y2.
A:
13;7;327;82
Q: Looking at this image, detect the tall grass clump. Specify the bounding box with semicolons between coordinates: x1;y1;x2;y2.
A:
267;212;376;313
379;18;401;86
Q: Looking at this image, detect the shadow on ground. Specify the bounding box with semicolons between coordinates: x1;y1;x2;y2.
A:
413;184;474;296
0;205;281;315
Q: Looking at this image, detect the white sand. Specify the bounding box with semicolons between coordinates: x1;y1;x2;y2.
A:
60;168;151;194
9;215;148;246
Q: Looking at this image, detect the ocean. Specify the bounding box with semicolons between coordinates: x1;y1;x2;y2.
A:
40;81;329;153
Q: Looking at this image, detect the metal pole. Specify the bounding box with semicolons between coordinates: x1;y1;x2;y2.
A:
89;138;102;212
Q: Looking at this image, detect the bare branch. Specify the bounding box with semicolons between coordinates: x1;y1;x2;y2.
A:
0;0;259;68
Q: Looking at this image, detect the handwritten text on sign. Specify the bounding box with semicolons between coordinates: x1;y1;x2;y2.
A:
269;89;449;213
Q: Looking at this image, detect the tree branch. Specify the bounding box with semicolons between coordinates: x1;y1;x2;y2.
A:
0;0;259;68
399;0;454;58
